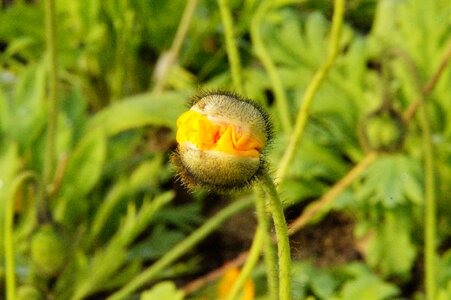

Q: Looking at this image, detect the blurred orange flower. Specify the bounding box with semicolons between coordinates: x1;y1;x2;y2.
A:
217;267;255;300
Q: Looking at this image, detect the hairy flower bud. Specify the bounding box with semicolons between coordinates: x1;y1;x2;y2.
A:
172;91;272;191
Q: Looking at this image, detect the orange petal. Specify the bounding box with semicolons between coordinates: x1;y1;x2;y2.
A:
176;110;263;158
217;267;255;300
176;110;219;149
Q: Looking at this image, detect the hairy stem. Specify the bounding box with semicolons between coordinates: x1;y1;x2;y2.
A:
261;172;291;300
255;188;278;300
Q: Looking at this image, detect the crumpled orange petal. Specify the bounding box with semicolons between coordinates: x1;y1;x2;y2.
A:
217;267;255;300
176;110;263;158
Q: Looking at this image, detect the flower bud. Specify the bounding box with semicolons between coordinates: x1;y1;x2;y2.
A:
172;91;272;191
360;107;405;152
30;224;68;278
17;285;45;300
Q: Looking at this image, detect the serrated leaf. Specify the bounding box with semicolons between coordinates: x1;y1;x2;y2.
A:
357;154;423;207
279;178;326;207
365;211;417;277
118;191;175;246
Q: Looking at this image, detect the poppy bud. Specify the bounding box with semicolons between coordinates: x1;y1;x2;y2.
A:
360;107;405;152
30;224;68;278
172;91;272;191
17;285;44;300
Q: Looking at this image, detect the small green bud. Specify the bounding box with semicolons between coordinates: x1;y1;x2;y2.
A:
360;107;405;152
30;224;68;278
17;285;45;300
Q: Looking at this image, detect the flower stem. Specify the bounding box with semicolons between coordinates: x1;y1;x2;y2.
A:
390;48;441;300
260;172;291;300
217;0;243;93
106;197;253;300
5;172;37;300
251;0;292;133
420;95;437;300
255;188;278;300
276;0;345;183
41;0;59;222
225;226;263;300
153;0;198;94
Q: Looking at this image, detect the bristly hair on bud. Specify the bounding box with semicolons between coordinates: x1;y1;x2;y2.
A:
172;90;273;192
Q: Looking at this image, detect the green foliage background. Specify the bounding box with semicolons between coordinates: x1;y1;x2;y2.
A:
0;0;450;299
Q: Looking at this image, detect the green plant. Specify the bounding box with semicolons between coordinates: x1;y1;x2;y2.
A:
1;0;451;299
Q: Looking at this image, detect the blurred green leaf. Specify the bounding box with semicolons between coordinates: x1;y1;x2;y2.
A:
154;203;202;233
366;211;417;278
337;274;399;300
118;191;175;246
292;262;341;299
0;143;21;257
129;154;165;191
88;91;188;135
357;154;423;206
10;63;46;147
128;225;185;261
140;281;184;300
0;87;7;134
63;129;107;197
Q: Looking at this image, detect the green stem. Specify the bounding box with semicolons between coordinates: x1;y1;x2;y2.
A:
41;0;59;221
250;0;292;133
400;54;439;300
5;172;37;300
153;0;198;93
217;0;243;93
260;172;291;300
225;226;263;300
420;101;436;300
276;0;345;183
106;197;253;300
391;48;441;300
255;188;278;300
110;0;131;101
412;58;436;300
